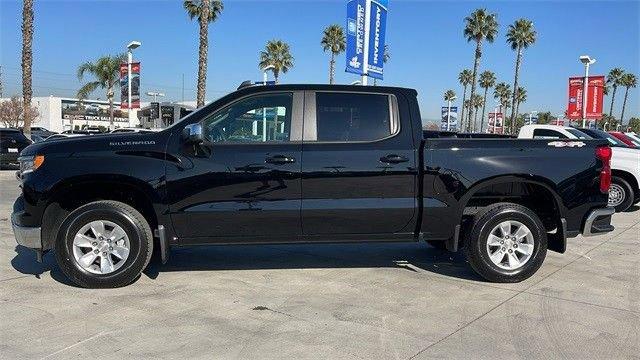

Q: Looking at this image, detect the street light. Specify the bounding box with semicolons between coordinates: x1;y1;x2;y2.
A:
579;55;596;128
528;110;538;125
126;41;141;130
261;65;275;85
446;95;457;131
146;91;165;102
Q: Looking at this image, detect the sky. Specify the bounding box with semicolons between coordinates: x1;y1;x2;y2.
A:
1;0;639;122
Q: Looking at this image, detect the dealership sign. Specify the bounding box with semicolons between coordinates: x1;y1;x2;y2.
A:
61;99;129;123
440;106;458;131
120;62;141;109
488;112;504;134
567;75;604;120
346;0;388;79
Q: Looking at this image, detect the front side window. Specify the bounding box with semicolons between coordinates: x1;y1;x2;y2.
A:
315;93;394;142
202;93;292;143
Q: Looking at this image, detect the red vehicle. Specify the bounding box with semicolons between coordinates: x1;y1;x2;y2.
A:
608;131;640;147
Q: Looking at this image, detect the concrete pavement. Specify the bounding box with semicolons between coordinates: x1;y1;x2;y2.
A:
0;170;638;359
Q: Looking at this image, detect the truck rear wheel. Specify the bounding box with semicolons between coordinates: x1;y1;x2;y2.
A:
55;201;153;288
464;203;547;283
609;176;634;212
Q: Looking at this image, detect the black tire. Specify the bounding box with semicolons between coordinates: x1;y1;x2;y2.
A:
55;200;153;288
426;240;447;250
609;176;634;212
464;203;547;283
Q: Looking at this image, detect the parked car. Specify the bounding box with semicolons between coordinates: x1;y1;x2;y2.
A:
1;128;32;169
110;127;159;134
609;131;640;147
625;132;640;144
12;85;615;288
519;125;640;212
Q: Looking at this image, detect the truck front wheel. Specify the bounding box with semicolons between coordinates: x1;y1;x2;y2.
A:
55;201;153;288
464;203;547;283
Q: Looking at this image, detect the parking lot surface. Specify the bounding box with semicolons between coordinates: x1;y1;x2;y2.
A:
0;170;638;359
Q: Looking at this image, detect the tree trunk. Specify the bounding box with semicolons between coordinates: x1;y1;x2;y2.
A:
620;86;629;123
468;39;482;131
480;86;488;132
473;106;479;132
460;86;468;132
196;0;210;108
329;52;335;84
609;85;617;118
510;47;522;134
274;69;279;85
21;0;34;137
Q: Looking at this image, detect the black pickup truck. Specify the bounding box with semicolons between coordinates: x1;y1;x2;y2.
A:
12;85;615;288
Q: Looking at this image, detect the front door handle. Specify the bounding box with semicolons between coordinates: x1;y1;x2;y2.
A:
380;154;409;164
265;154;296;165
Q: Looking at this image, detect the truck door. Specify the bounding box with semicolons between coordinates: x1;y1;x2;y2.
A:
300;91;418;239
167;91;303;243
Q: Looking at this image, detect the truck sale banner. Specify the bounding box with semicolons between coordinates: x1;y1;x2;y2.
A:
346;0;388;79
61;99;129;123
440;106;458;131
567;75;605;120
120;62;141;109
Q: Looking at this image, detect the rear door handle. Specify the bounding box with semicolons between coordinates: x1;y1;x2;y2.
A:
265;154;296;165
380;154;409;164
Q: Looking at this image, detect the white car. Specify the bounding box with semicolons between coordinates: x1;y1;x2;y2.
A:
518;124;640;212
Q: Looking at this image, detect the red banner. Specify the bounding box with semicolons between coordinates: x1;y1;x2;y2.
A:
120;62;141;109
567;75;605;120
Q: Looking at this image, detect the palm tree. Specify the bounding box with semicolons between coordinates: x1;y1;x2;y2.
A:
458;69;473;130
478;70;496;132
77;54;126;130
184;0;224;107
373;44;390;86
514;86;527;131
321;24;346;84
494;82;512;130
259;40;294;84
471;94;484;131
606;68;625;117
444;89;456;102
463;9;498;127
21;0;34;138
506;18;536;133
619;73;637;123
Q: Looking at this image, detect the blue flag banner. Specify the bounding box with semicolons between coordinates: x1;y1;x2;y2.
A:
346;0;388;79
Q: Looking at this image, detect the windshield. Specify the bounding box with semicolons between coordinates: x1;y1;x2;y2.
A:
566;129;592;139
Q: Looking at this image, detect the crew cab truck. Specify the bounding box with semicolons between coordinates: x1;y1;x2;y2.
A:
12;85;615;288
518;124;640;212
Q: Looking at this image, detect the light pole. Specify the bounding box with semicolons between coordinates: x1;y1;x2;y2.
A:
126;41;141;130
261;65;275;140
446;95;457;131
528;110;538;125
146;91;165;102
579;55;596;128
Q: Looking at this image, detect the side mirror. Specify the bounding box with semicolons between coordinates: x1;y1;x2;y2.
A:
182;123;204;144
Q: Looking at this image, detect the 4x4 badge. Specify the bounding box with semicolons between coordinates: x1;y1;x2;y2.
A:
547;141;586;148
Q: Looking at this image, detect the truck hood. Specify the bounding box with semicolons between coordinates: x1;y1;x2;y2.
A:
20;132;169;157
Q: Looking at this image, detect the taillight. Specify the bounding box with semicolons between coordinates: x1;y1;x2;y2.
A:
596;146;612;193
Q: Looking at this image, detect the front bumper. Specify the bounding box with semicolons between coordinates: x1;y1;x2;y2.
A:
12;212;42;249
582;207;615;237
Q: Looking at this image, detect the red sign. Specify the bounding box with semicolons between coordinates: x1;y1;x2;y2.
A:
567;75;605;120
120;62;141;109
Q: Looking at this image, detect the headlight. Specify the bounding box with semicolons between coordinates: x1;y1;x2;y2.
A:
19;155;45;175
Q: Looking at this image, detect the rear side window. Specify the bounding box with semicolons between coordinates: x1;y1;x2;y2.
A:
532;129;567;139
315;93;395;142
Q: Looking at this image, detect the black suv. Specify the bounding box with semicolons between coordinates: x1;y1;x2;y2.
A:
1;128;32;169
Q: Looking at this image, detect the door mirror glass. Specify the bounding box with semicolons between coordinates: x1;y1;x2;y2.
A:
182;123;204;144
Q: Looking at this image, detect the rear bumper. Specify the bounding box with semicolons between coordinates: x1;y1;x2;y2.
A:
12;212;42;249
582;207;615;237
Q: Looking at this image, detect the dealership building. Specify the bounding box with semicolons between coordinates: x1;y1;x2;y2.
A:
1;96;193;133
